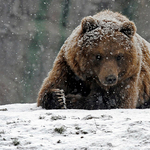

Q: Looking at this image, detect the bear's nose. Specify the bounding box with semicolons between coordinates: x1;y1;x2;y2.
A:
105;75;117;85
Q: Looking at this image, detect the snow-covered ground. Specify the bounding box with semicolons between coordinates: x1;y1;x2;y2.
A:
0;103;150;150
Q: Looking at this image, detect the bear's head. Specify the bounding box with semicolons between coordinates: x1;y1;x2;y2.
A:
75;14;141;88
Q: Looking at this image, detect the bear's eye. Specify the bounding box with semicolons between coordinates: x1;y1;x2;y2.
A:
116;54;123;61
96;54;101;60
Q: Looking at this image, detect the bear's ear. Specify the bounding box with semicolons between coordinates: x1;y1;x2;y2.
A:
81;16;99;33
120;21;136;37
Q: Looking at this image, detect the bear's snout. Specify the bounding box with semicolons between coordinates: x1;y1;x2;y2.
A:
105;75;117;86
98;60;118;87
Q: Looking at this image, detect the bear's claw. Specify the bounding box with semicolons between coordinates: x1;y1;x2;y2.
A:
51;89;67;109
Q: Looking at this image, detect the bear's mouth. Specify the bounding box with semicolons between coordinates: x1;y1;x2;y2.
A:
102;81;117;87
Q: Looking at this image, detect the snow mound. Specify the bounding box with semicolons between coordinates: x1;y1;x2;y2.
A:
0;103;150;150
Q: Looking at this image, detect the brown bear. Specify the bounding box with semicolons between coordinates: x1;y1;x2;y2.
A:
37;10;150;109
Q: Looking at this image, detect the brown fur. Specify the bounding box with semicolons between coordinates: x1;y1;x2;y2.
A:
37;10;150;109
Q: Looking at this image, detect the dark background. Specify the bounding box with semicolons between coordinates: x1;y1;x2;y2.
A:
0;0;150;105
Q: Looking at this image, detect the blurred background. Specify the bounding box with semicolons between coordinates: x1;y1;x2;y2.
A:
0;0;150;105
